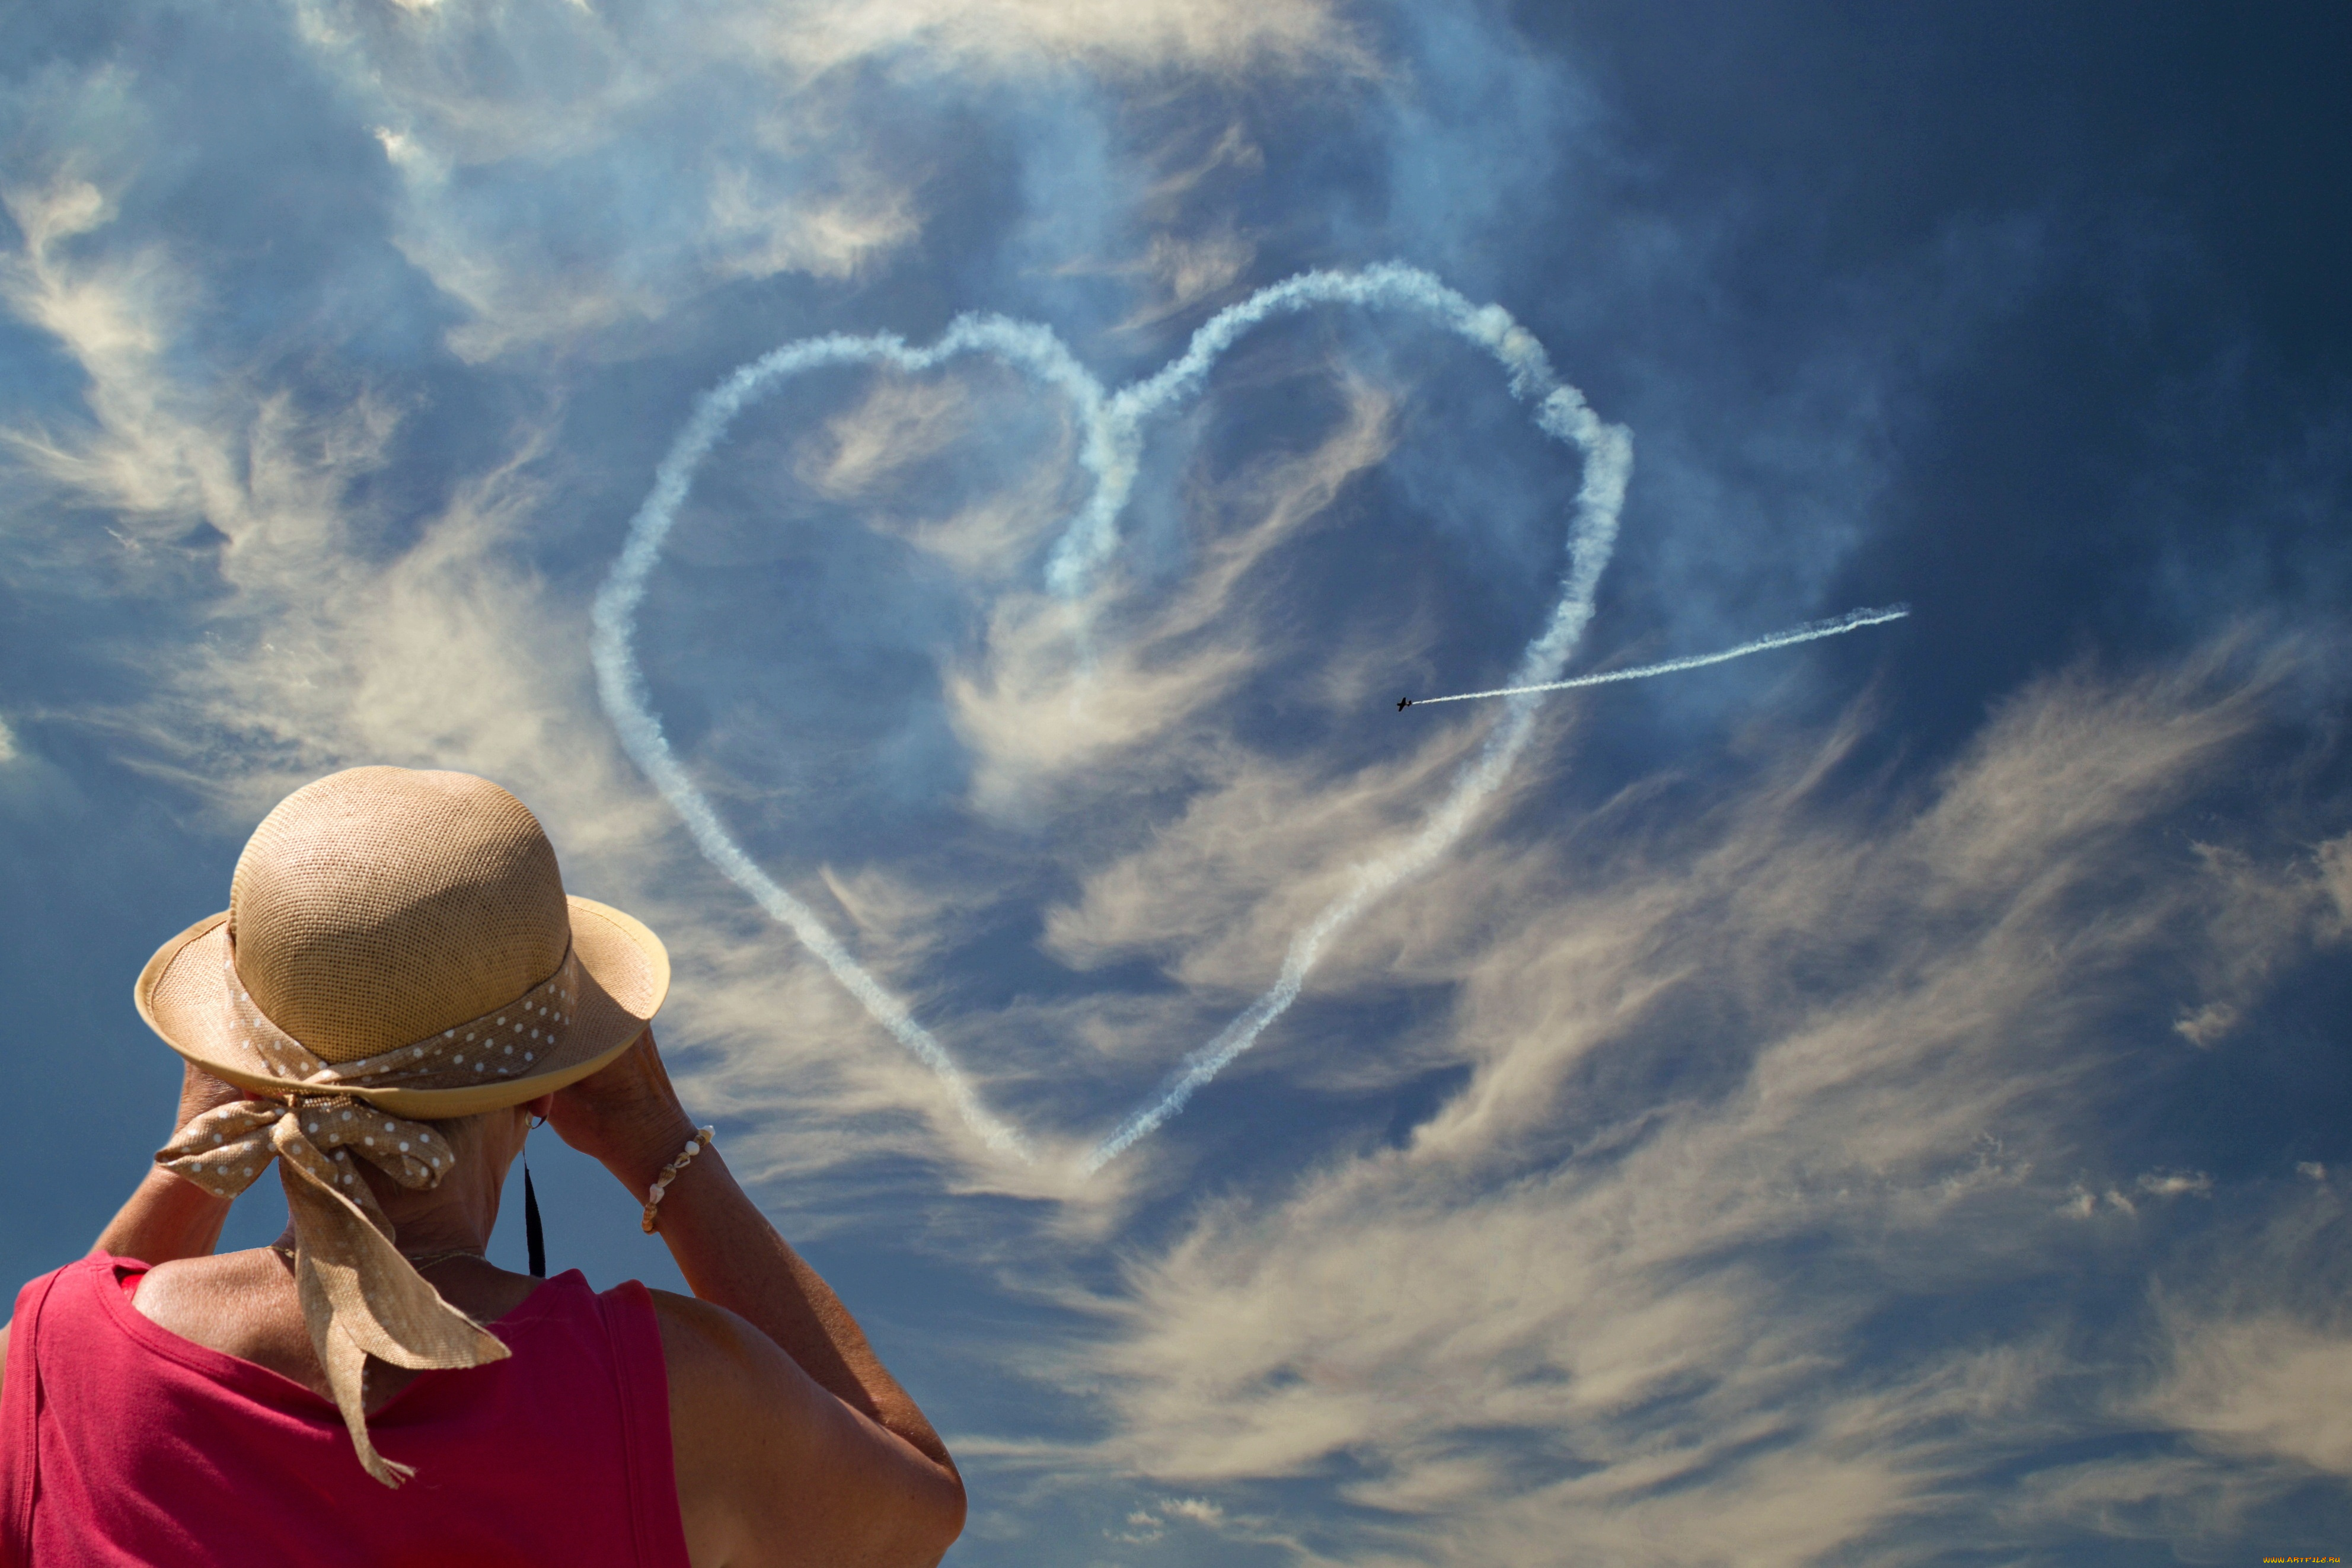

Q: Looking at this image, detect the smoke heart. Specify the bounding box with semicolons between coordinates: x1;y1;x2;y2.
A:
593;264;1633;1171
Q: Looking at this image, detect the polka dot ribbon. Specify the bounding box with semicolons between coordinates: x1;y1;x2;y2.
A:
157;1097;510;1486
218;946;586;1094
146;947;588;1489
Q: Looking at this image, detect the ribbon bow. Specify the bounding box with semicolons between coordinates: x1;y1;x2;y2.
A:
158;1097;510;1486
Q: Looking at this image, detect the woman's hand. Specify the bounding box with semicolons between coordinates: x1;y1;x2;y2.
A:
90;1060;247;1265
171;1059;252;1139
546;1030;700;1195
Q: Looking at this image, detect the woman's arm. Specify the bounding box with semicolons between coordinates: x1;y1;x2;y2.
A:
548;1032;965;1568
549;1032;954;1471
90;1062;244;1265
91;1165;234;1264
2;1062;244;1406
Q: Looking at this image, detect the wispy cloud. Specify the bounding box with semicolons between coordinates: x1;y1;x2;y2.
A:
279;0;1366;360
1057;647;2345;1561
2148;1313;2352;1476
2;174;236;532
746;0;1367;78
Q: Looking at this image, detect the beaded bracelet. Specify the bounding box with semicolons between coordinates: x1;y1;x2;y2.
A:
642;1126;717;1233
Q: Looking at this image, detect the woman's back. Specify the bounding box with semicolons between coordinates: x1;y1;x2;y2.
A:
2;1254;691;1568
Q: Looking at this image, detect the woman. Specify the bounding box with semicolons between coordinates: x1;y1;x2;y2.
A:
0;767;965;1567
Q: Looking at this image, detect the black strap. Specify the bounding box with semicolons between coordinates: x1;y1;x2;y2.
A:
523;1154;547;1278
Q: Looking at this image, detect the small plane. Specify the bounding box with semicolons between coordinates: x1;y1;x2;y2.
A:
1395;697;1413;711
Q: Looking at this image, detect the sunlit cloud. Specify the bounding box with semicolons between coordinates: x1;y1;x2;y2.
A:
280;0;1365;360
737;0;1368;79
1058;649;2347;1560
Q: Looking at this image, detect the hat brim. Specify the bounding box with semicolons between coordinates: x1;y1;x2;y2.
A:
136;896;670;1118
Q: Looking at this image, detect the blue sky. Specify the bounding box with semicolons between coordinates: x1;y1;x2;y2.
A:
5;1;2350;1561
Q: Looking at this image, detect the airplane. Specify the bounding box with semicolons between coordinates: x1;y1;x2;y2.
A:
1395;697;1413;711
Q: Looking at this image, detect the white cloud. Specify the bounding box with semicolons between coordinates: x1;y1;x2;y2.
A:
1158;1496;1225;1525
1049;650;2345;1560
2147;1315;2352;1477
2136;1169;2214;1200
279;0;1364;359
0;175;225;531
2006;1451;2287;1551
732;0;1365;79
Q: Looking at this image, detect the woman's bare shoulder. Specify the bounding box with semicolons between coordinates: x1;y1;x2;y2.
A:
646;1289;963;1568
136;1250;285;1318
647;1288;786;1410
647;1288;757;1358
132;1250;309;1366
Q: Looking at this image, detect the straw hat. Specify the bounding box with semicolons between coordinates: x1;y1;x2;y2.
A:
136;766;668;1117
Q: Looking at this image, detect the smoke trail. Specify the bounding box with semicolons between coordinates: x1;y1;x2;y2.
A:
1076;270;1636;1173
1046;263;1626;600
1409;604;1911;708
595;264;1636;1171
590;322;1102;1160
1078;703;1543;1172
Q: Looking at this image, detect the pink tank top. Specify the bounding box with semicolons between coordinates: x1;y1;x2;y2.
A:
1;1254;692;1567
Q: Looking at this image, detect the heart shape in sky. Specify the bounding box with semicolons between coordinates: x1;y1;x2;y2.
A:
593;265;1633;1173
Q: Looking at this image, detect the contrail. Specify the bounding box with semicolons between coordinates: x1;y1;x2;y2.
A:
589;321;1094;1160
1408;604;1911;708
1074;268;1635;1172
596;263;1641;1171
